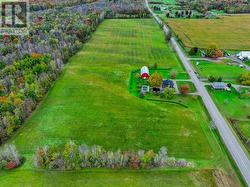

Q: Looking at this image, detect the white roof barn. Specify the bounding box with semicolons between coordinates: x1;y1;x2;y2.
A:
237;51;250;60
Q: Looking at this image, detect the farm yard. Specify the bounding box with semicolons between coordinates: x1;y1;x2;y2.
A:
191;60;248;83
0;19;242;186
207;87;250;153
165;15;250;50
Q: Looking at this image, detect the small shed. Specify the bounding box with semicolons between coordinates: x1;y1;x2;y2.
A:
162;80;174;88
211;82;226;90
141;66;149;79
141;85;150;94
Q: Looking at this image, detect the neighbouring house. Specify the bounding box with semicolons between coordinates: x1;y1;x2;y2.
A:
237;51;250;61
141;66;149;79
141;85;150;94
211;82;227;90
162;80;174;88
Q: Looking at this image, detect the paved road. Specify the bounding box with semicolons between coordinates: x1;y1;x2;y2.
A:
145;1;250;186
171;38;250;186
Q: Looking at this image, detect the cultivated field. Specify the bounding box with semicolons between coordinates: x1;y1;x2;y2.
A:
166;15;250;50
1;19;241;186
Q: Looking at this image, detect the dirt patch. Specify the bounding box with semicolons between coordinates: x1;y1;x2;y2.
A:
180;126;191;137
213;169;240;187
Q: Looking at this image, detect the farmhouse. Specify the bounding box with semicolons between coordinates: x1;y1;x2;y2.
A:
211;82;226;90
162;80;174;88
237;51;250;61
141;66;149;79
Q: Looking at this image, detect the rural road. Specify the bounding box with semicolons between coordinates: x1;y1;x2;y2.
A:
145;0;250;186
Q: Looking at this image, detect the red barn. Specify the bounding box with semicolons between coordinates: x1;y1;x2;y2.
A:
141;66;149;79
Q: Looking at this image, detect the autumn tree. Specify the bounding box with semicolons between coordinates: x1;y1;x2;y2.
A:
148;72;163;88
171;71;177;79
205;43;224;58
180;85;190;94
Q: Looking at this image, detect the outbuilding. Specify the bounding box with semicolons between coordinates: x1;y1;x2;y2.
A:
211;82;226;90
141;85;150;94
141;66;149;79
237;51;250;61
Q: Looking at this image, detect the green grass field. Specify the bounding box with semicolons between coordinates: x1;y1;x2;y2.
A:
166;15;250;50
0;19;242;186
191;60;248;82
207;87;250;152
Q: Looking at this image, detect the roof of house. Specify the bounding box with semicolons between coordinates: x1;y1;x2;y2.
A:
212;82;226;89
162;80;174;87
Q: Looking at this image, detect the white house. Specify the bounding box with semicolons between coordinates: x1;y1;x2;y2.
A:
237;51;250;61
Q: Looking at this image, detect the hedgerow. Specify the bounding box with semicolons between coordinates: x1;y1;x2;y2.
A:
34;141;193;170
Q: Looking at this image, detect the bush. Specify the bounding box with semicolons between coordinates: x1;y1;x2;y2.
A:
208;75;216;82
0;144;22;170
239;72;250;86
205;43;224;58
217;76;222;82
170;71;176;79
189;47;198;56
165;32;172;42
0;61;5;70
162;87;175;99
180;85;190;94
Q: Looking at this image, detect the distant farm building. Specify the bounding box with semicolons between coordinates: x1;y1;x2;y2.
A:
141;66;149;79
237;51;250;61
211;82;226;90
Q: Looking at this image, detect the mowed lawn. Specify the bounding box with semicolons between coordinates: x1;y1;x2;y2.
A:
1;19;241;186
207;87;250;149
191;60;248;82
166;15;250;50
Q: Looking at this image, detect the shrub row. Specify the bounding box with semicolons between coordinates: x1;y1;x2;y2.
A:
34;141;193;170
